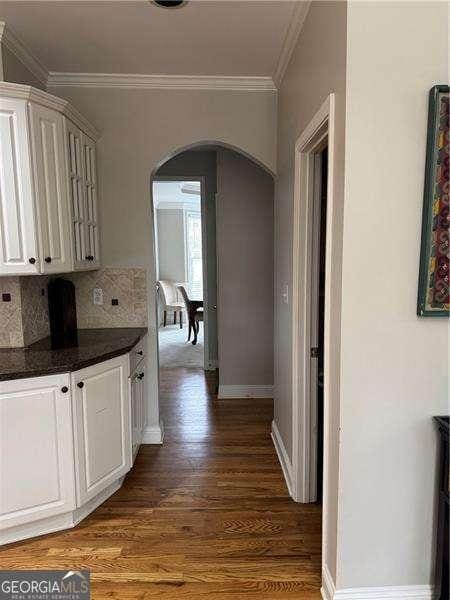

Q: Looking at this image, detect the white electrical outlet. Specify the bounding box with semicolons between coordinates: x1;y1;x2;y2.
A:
93;287;103;305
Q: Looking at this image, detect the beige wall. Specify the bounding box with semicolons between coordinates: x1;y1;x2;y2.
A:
156;209;186;283
216;148;274;388
48;85;277;426
274;0;347;582
337;0;449;588
1;46;45;89
48;87;277;269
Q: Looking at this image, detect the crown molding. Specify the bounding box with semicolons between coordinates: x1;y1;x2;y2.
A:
0;21;48;86
0;81;100;140
273;1;311;88
47;72;277;91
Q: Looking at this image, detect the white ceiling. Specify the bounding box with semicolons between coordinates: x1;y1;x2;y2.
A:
0;1;303;78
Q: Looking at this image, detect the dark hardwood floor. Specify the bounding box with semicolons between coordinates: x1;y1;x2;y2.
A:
0;368;322;599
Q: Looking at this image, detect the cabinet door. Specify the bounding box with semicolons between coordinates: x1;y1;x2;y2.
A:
0;374;75;530
65;119;88;270
72;355;131;505
82;135;100;269
29;103;72;274
0;98;39;275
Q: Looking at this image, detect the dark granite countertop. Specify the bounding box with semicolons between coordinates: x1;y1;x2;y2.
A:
0;328;148;382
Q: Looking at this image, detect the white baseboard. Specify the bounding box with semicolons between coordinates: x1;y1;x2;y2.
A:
321;564;336;600
218;384;274;399
321;566;435;600
271;419;294;497
333;586;434;600
1;512;74;546
73;478;123;525
142;421;164;444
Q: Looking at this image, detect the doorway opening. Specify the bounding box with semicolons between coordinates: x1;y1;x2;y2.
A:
152;178;207;370
149;142;276;444
311;145;328;503
291;95;336;581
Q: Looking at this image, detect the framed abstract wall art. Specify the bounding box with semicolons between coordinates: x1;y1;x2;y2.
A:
417;85;449;317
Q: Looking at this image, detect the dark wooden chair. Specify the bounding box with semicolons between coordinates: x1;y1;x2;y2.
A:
177;286;203;345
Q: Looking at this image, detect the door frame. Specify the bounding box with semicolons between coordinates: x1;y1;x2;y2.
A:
291;95;335;532
151;175;209;370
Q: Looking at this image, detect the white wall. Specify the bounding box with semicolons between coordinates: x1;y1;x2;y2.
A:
156;209;186;282
274;0;347;582
48;85;276;428
216;148;274;388
337;0;449;589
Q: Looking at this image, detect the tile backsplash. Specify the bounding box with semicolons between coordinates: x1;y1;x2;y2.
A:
20;275;50;346
0;277;23;347
0;267;148;348
66;268;148;329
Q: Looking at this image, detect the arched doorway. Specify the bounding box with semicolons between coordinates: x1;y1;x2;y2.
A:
147;141;275;442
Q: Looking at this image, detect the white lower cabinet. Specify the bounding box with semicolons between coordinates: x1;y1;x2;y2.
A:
131;362;146;461
71;354;132;505
0;373;76;531
0;349;141;545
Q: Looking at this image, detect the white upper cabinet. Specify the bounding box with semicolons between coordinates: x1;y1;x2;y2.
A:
0;97;39;274
29;103;72;274
65;119;100;271
65;118;87;270
0;83;100;276
82;135;100;268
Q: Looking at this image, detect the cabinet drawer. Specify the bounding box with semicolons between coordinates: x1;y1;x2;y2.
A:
130;336;146;375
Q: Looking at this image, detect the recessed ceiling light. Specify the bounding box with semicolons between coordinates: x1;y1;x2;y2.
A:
152;0;187;8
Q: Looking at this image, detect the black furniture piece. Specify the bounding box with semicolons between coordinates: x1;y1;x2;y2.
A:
434;416;449;600
177;286;203;346
48;278;78;348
